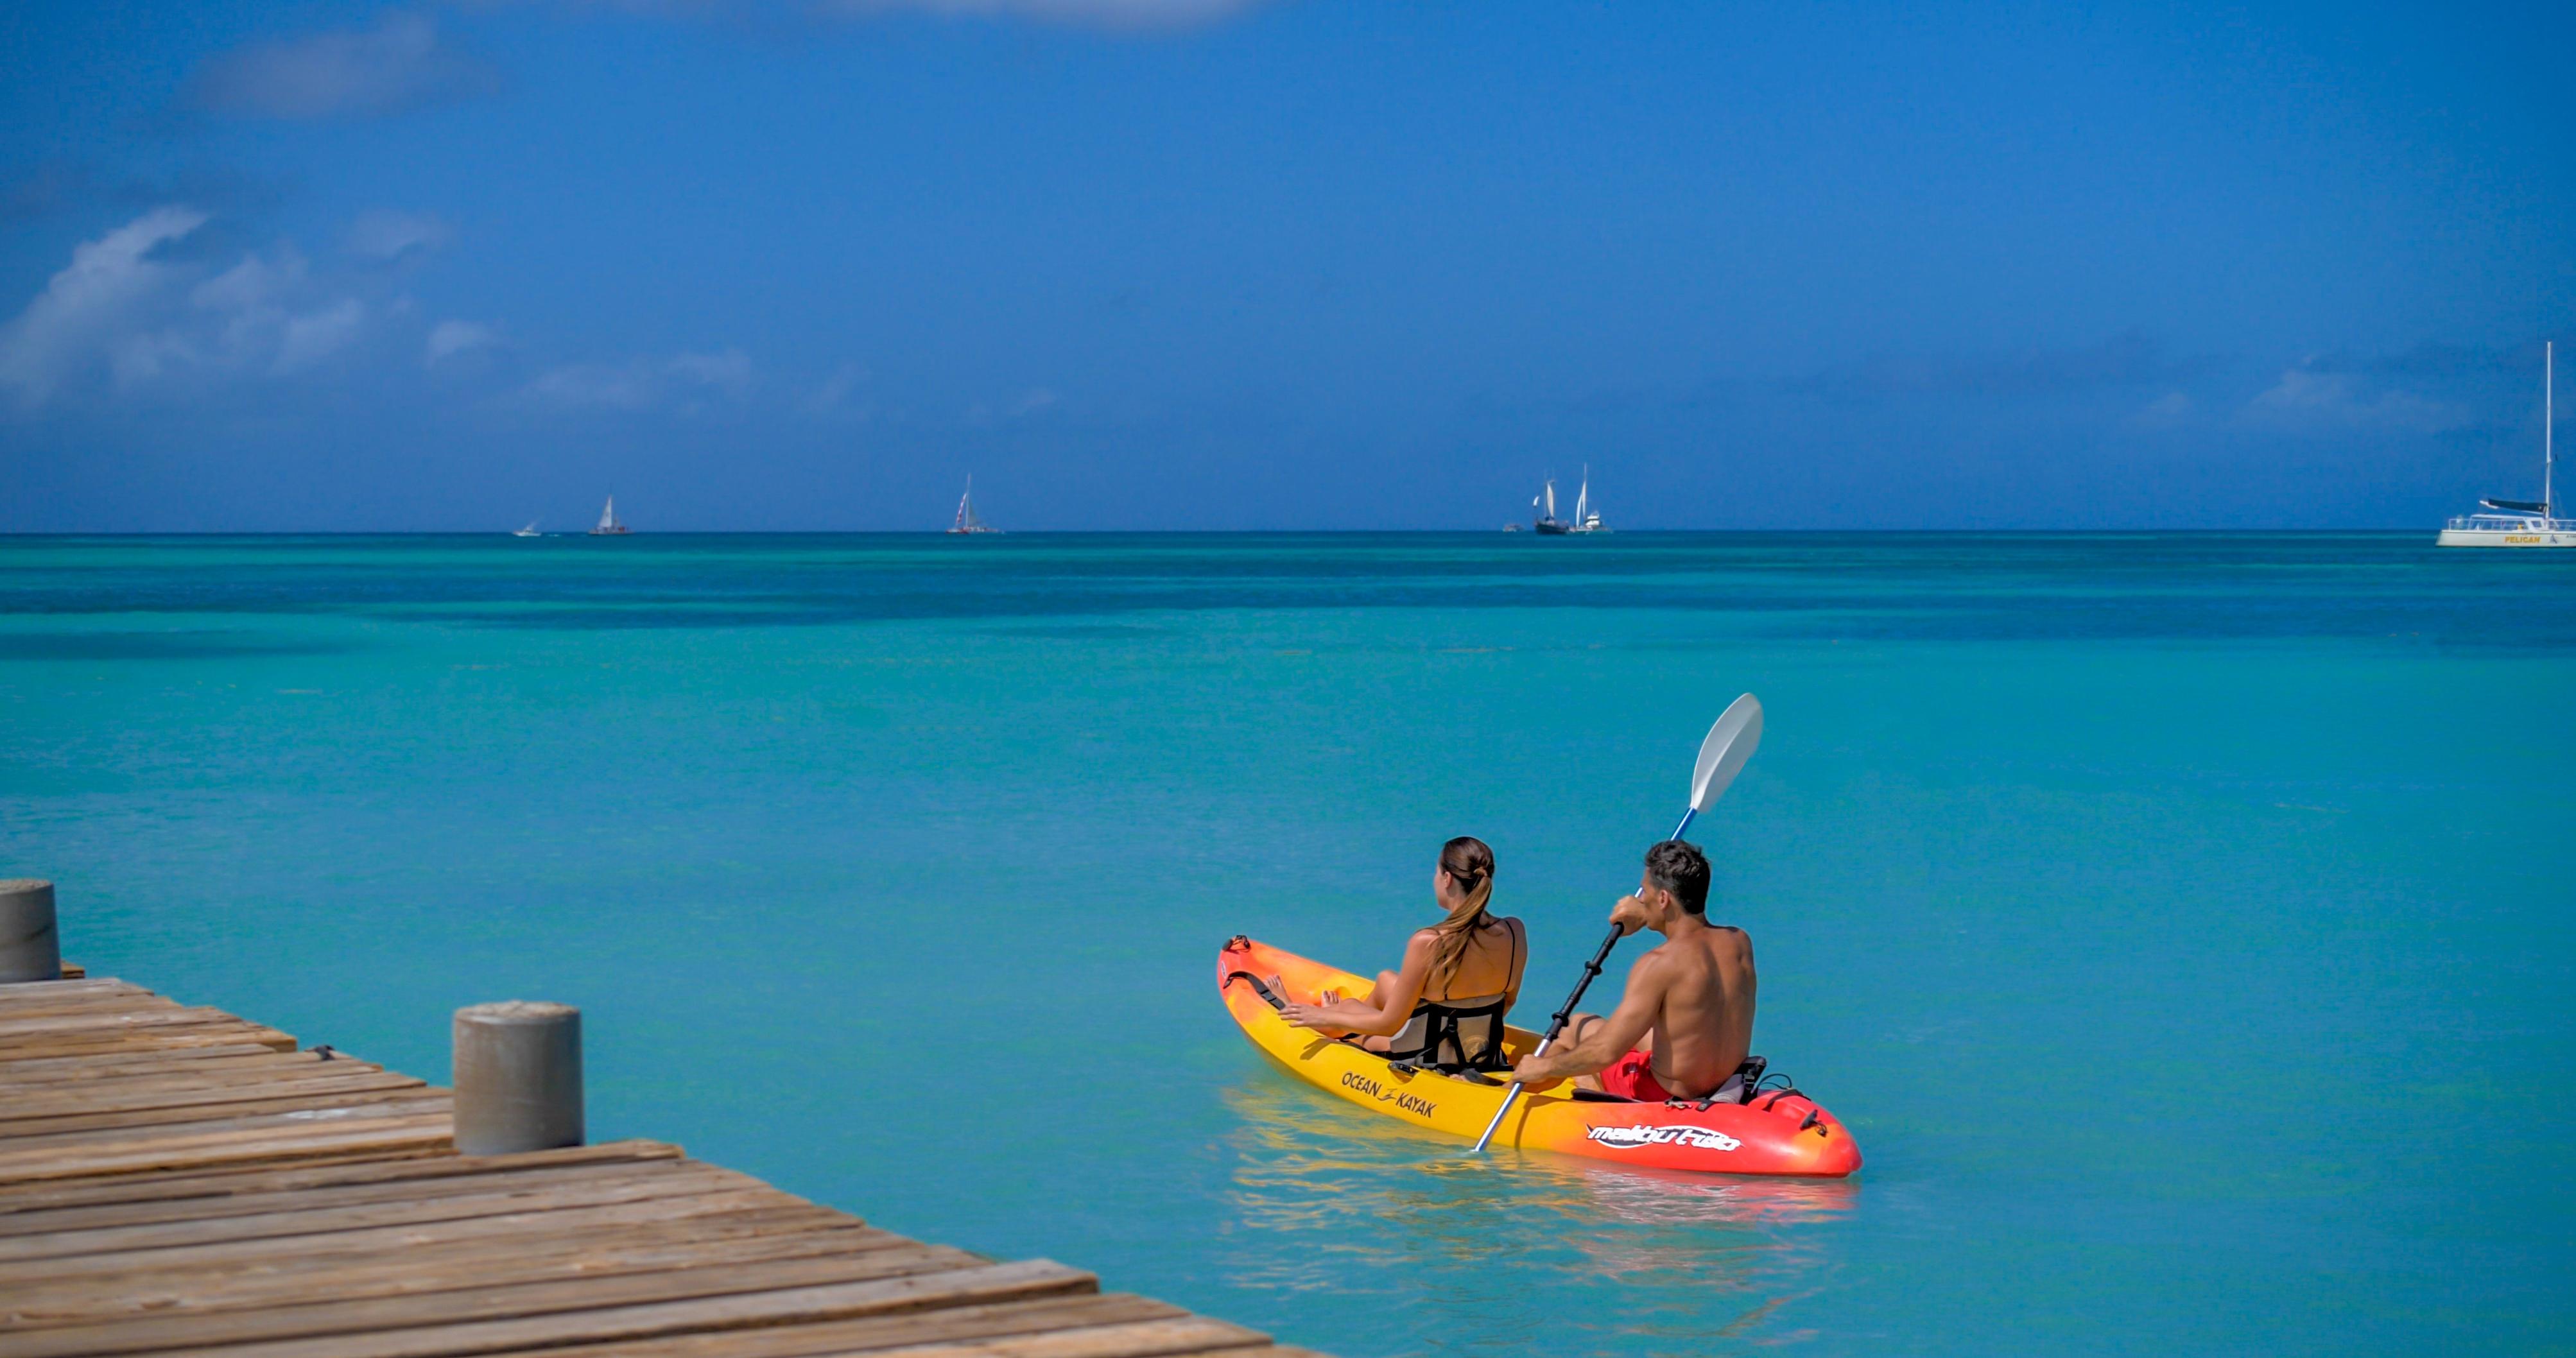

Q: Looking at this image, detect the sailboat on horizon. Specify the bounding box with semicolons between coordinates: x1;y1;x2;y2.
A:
1531;466;1607;535
2439;341;2572;547
512;521;541;538
588;497;630;536
947;476;1001;535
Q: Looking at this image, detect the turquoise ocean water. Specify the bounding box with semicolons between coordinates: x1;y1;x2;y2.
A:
3;533;2569;1354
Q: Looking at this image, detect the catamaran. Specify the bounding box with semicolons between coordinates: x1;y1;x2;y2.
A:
1569;465;1607;533
587;497;630;536
947;476;1000;535
2439;341;2572;548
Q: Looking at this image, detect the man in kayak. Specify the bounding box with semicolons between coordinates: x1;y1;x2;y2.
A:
1509;839;1757;1103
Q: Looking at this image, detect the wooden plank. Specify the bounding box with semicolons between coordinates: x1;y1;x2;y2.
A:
8;1204;870;1308
0;1055;374;1093
0;1081;439;1137
0;990;182;1017
4;1244;1025;1357
0;1093;451;1156
0;1026;300;1060
6;1219;898;1328
0;1162;765;1262
0;1006;266;1038
0;1142;680;1216
0;1072;428;1127
0;1113;454;1183
793;1316;1269;1358
0;979;145;1005
114;1259;1096;1358
0;1049;324;1083
509;1296;1200;1358
1;1189;828;1284
0;1150;702;1234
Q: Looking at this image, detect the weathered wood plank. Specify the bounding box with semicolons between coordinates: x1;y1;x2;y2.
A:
0;1049;325;1083
0;979;146;1005
0;1113;454;1184
3;1246;1031;1357
0;1161;762;1262
0;1142;680;1216
0;1094;451;1158
0;1074;429;1129
506;1296;1202;1358
4;1220;898;1328
1;1191;835;1285
0;1149;698;1233
134;1259;1097;1358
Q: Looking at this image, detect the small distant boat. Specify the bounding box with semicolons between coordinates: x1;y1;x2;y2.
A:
588;497;630;537
512;522;541;538
947;476;1001;535
2439;341;2572;547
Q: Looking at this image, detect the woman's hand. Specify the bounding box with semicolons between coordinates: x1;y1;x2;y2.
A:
1277;1001;1341;1033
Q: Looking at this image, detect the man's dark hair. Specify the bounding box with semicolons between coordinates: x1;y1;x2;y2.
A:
1643;840;1711;916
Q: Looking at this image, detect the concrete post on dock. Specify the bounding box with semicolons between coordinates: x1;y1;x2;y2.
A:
453;999;584;1155
0;878;60;983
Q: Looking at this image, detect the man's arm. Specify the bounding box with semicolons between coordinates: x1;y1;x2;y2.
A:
1510;950;1664;1085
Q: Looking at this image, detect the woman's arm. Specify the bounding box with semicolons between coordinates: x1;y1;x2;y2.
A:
1278;932;1435;1037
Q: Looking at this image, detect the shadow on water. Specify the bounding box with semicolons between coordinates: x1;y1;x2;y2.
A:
1215;1076;1855;1354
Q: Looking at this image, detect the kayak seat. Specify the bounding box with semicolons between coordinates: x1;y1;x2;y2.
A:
1385;993;1512;1076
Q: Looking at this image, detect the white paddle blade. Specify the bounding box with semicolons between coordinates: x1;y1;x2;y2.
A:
1688;693;1763;813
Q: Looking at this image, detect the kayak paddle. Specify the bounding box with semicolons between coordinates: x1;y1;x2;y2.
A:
1467;692;1764;1155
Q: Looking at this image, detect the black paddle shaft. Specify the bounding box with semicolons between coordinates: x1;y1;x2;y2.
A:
1535;923;1627;1051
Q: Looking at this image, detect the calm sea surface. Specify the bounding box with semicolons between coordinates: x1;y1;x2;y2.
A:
3;533;2569;1354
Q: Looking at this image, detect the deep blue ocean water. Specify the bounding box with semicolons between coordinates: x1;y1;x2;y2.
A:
3;533;2569;1355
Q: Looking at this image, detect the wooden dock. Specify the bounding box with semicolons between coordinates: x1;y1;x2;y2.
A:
0;975;1320;1358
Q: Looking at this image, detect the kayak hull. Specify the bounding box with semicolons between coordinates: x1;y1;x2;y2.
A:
1218;936;1860;1177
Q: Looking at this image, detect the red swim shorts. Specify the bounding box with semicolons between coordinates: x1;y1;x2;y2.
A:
1598;1047;1670;1102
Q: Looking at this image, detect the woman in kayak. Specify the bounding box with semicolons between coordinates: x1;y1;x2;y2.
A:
1273;836;1526;1071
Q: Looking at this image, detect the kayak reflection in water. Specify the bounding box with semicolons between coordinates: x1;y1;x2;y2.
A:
1272;836;1528;1071
1511;840;1758;1103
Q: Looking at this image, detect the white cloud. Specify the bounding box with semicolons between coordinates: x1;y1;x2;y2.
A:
524;348;757;411
667;348;752;397
2244;369;2465;435
528;361;657;410
805;361;868;413
347;210;454;263
426;320;499;365
187;12;498;121
818;0;1264;28
0;205;209;408
273;298;367;374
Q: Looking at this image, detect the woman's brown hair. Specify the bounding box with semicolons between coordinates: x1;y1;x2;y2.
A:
1428;836;1498;987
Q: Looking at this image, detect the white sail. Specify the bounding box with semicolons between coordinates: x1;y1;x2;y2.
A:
1544;480;1557;519
597;497;616;531
1574;467;1589;524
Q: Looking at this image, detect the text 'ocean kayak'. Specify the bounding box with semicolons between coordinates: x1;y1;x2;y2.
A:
1219;936;1861;1177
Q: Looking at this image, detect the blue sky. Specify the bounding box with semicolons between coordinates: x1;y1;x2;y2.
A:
2;0;2570;530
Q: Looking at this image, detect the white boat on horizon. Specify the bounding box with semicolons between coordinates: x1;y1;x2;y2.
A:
588;497;630;536
2439;341;2572;547
512;522;541;538
947;476;1001;535
1531;467;1607;534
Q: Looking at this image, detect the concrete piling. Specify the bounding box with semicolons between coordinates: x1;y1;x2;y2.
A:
0;879;60;983
452;1001;583;1155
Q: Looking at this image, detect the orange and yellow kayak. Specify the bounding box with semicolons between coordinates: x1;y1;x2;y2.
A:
1218;935;1861;1177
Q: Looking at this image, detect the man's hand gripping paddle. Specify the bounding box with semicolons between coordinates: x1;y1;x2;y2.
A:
1467;692;1764;1156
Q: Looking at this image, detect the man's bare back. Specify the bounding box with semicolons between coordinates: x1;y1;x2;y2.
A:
1510;841;1756;1101
1615;918;1756;1097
